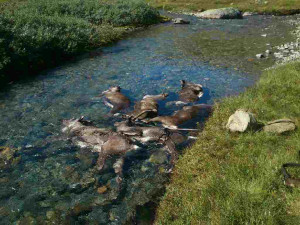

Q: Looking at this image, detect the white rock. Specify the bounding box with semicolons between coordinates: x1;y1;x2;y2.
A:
256;54;264;59
226;109;257;132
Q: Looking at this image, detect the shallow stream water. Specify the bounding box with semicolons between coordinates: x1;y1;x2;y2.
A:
0;13;297;224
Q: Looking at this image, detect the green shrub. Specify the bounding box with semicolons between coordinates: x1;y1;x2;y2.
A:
0;0;160;84
16;0;160;26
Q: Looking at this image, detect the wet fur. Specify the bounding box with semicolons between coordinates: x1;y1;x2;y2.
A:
62;118;138;175
149;104;213;128
129;93;168;120
179;80;204;103
102;86;131;114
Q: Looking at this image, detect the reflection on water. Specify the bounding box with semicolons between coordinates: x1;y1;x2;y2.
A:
0;14;295;224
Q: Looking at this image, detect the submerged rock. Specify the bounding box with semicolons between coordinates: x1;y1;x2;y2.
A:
195;8;242;19
226;109;257;132
263;119;296;134
97;186;108;194
149;150;168;164
0;146;21;170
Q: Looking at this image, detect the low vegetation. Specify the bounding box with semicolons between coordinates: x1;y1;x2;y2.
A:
0;0;160;85
155;62;300;224
149;0;300;14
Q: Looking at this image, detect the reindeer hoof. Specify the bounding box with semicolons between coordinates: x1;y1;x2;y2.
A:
116;176;123;184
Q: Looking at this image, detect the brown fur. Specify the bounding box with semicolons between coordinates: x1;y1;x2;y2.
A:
179;80;203;103
102;86;131;114
149;104;212;128
129;93;168;120
62;118;139;172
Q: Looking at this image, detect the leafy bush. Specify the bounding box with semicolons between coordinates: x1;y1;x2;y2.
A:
0;0;160;84
14;0;160;26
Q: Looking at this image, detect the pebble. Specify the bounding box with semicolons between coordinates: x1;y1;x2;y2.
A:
256;54;264;59
97;186;108;194
265;50;272;55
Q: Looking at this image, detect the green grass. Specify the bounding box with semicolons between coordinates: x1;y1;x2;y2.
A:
148;0;300;14
155;62;300;224
0;0;160;86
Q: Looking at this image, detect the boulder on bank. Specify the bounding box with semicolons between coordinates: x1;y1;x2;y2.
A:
195;8;242;19
226;109;257;132
263;119;296;134
172;18;190;24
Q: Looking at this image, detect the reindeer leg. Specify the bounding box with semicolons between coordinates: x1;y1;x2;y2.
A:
96;153;107;171
113;157;125;184
103;100;114;108
164;138;178;166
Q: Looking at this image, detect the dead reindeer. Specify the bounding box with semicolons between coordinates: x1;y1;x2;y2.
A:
158;130;181;168
62;117;140;183
149;104;213;129
179;80;204;103
100;86;131;115
114;117;187;144
128;93;169;120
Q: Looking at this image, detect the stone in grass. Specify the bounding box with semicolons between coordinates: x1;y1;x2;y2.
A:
195;8;242;19
226;109;257;132
256;53;265;59
263;119;296;134
172;18;190;24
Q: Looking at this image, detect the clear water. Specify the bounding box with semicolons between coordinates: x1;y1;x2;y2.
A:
0;14;296;224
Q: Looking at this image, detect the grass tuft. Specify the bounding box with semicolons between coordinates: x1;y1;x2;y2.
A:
155;62;300;224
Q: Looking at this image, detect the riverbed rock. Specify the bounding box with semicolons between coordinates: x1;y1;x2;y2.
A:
226;109;257;132
256;53;264;59
97;186;108;194
149;150;168;164
263;119;296;134
265;50;272;55
0;147;21;170
195;8;242;19
172;18;190;24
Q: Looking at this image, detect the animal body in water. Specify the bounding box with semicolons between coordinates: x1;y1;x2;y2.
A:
149;104;213;129
62;117;140;182
129;93;168;120
101;86;131;115
114;118;187;144
114;118;188;167
178;80;204;103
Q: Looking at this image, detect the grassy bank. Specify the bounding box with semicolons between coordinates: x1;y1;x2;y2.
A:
149;0;300;14
0;0;160;86
155;62;300;224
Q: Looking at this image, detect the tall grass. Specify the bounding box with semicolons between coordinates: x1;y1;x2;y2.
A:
155;62;300;224
0;0;160;85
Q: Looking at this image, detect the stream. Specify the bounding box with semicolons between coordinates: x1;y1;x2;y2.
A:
0;13;297;224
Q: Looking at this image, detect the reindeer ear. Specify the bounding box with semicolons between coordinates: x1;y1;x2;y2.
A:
180;80;186;87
